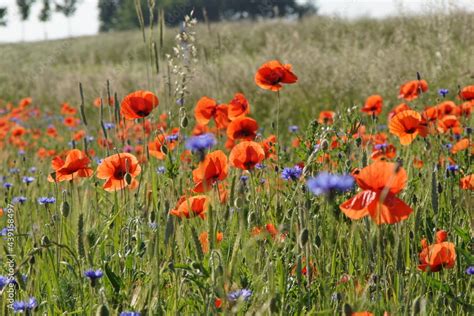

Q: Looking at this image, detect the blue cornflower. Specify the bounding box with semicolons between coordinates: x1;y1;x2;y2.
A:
306;172;354;196
438;88;449;98
13;297;37;313
86;136;94;143
466;266;474;275
120;312;141;316
0;227;9;236
18;150;25;156
444;143;453;150
374;143;388;150
446;165;459;172
149;222;157;230
0;276;14;289
281;166;303;181
84;269;103;282
289;125;299;133
166;133;180;142
104;122;115;130
255;163;266;170
37;197;56;205
376;125;387;131
3;182;12;189
29;167;37;173
156;166;166;174
227;289;252;302
185;133;216;152
22;176;35;184
9;168;20;174
240;175;249;183
12;196;27;204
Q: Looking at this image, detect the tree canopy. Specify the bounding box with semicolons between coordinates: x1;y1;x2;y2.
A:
98;0;317;32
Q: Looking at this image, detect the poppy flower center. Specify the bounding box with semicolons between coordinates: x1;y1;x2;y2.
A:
405;128;417;134
114;168;126;179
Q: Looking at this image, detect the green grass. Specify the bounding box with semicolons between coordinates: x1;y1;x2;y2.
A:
0;12;473;315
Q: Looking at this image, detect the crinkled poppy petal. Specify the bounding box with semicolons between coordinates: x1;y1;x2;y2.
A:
339;190;376;220
368;192;413;224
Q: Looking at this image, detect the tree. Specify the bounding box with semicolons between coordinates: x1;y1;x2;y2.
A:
39;0;52;39
17;0;36;40
0;7;7;26
55;0;80;36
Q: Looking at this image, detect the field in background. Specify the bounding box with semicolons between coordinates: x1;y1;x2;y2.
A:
1;12;473;128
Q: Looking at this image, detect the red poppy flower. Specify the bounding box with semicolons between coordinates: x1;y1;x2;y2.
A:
340;161;413;225
389;110;427;145
371;144;396;161
318;111;336;125
260;135;277;159
226;117;258;141
192;150;228;192
255;60;297;91
61;103;77;115
388;103;411;120
361;95;383;116
398;79;428;101
120;90;159;120
435;101;461;117
169;195;209;219
451;138;470;154
96;153;141;192
460;174;474;190
48;149;93;182
418;230;456;272
459;85;474;101
229;141;265;170
228;93;250;120
437;115;462;134
194;96;230;129
199;231;223;254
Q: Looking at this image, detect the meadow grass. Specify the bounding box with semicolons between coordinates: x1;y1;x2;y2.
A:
0;11;472;316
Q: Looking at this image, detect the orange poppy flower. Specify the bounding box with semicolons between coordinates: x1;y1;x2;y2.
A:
94;96;115;107
11;125;26;137
371;144;396;161
61;103;77;115
260;135;277;159
228;93;250;120
120;90;159;120
48;149;93;182
389;110;427;145
451;138;470;154
460;174;474;190
318;111;336;125
255;60;297;91
226;117;258;141
19;97;32;108
459;85;474;101
229;141;265;170
169;195;209;219
413;158;424;169
398;79;428;101
460;101;473;117
340;161;413;225
96;153;141;192
437;115;462;134
192;150;228;192
435;101;461;117
63;116;79;128
389;103;411;120
352;313;374;316
199;231;224;254
194;97;230;129
148;128;180;160
361;95;383;116
418;230;456;272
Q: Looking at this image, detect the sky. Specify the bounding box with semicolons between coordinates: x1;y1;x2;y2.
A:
0;0;472;43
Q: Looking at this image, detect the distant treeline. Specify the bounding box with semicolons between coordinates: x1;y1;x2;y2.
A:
98;0;317;32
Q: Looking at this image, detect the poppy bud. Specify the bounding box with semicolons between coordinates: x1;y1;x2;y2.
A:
180;116;188;128
124;173;132;185
299;228;309;248
343;303;353;315
320;139;329;151
161;145;168;155
96;304;110;316
61;201;70;218
41;235;51;246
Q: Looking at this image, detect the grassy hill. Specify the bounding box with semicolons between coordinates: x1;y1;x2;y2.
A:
1;13;473;127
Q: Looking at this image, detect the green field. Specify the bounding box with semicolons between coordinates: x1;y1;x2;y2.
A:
0;12;473;315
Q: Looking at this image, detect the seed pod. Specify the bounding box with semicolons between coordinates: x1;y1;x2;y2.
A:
41;235;51;246
124;173;132;185
180;116;188;128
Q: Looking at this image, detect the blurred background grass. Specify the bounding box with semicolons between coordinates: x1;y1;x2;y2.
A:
0;12;473;126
